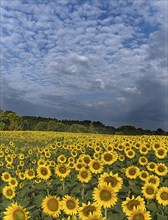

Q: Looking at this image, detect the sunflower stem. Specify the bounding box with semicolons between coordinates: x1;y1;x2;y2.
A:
62;179;65;192
82;183;85;200
105;208;108;220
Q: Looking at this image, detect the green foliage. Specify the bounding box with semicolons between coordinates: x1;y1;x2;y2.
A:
0;109;167;135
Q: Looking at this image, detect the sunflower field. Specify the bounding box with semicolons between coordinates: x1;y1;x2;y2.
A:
0;131;168;220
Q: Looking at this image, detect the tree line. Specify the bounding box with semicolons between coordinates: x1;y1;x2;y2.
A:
0;109;167;135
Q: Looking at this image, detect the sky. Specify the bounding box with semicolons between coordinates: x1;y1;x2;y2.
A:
0;0;168;130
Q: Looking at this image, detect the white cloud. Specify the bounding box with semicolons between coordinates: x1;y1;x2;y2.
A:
0;0;167;129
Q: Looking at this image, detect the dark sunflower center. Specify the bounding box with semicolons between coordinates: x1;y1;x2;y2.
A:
83;205;96;217
28;171;34;176
141;158;146;163
100;190;111;201
77;164;82;169
133;213;144;220
146;187;154;195
13;210;25;220
129;168;136;175
149;164;155;169
41;168;48;175
7;189;13;196
128;151;133;156
148;178;156;184
81;171;88;178
160;192;168;200
104;154;112;161
59;166;67;174
47;198;59;212
158;166;164;172
93;162;100;170
66;200;76;209
127;200;140;211
105;176;118;187
4;174;9;179
158;149;164;155
141;173;147;178
60;157;65;161
141;148;147;152
84;157;90;164
11;180;16;185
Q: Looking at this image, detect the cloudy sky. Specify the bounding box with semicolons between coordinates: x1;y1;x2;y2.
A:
0;0;167;130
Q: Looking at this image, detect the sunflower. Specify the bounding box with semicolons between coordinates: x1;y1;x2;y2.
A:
125;166;140;179
121;195;146;216
2;185;15;200
25;169;36;180
94;146;102;153
98;172;123;192
127;207;151;220
68;162;75;169
9;177;18;188
62;195;79;215
106;145;114;152
45;152;51;159
156;187;168;206
139;146;149;155
42;195;62;218
118;155;125;162
146;175;160;187
5;155;13;164
37;165;51;180
101;151;117;165
126;149;135;159
18;172;26;180
77;168;92;183
68;156;75;163
71;150;77;157
82;154;91;166
17;165;23;171
4;202;29;220
139;170;149;181
0;150;4;157
57;154;67;163
155;163;167;176
1;172;11;182
85;213;106;220
93;152;100;159
138;156;148;166
18;153;25;160
93;184;118;208
55;164;70;179
146;162;156;172
141;183;157;199
155;147;167;159
117;144;124;151
75;162;83;171
90;160;104;174
37;159;45;166
78;201;101;220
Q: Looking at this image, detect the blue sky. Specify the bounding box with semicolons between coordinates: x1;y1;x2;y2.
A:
0;0;167;130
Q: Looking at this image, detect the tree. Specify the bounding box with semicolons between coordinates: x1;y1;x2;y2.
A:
55;122;66;132
0;122;7;130
35;122;48;131
70;124;87;133
47;121;57;131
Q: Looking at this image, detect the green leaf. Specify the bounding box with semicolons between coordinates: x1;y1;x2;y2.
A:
157;213;167;220
34;193;45;207
146;202;158;212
